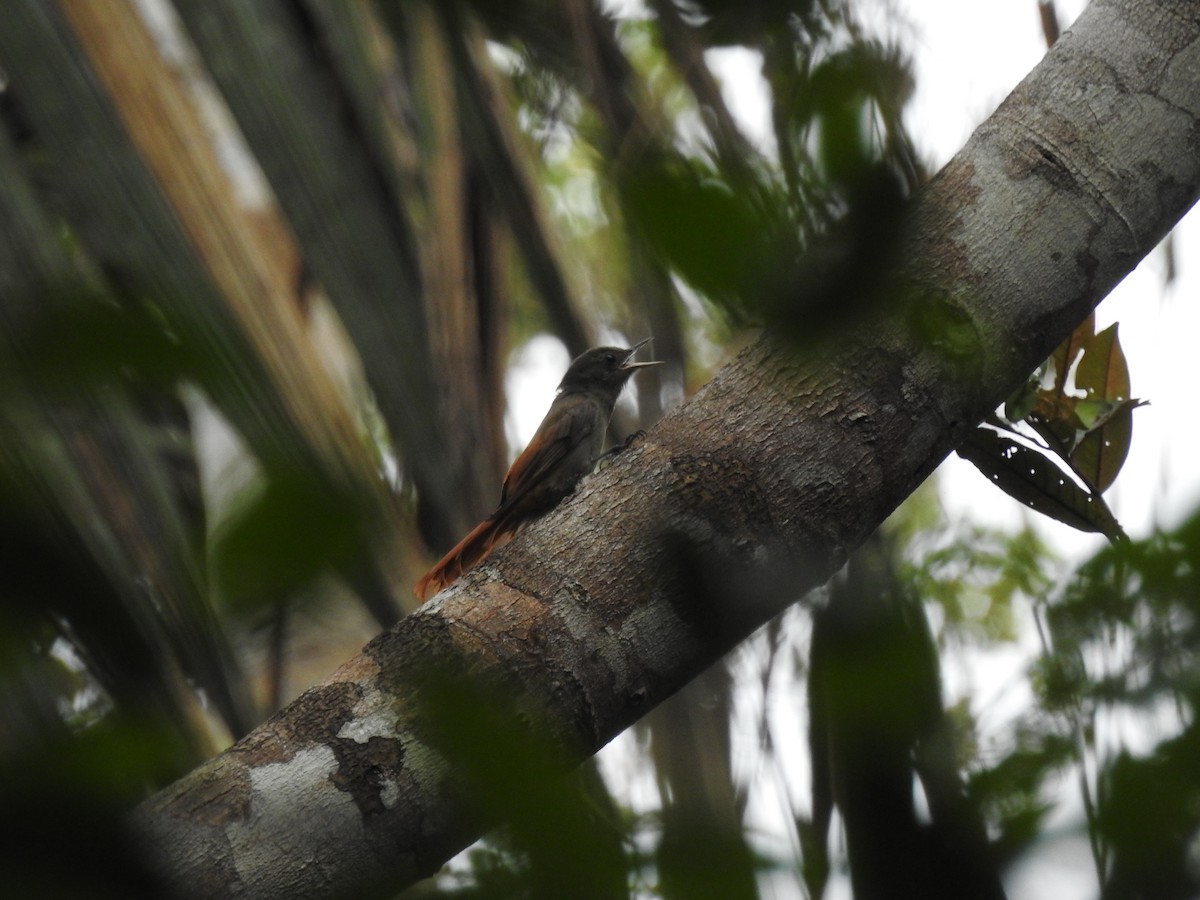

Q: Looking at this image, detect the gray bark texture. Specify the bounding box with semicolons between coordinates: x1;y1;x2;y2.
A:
132;1;1200;896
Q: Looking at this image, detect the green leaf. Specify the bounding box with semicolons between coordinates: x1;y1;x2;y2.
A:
1073;398;1121;430
210;471;371;615
1003;369;1042;423
1050;311;1094;394
957;428;1125;542
1068;325;1143;492
1076;323;1130;402
1028;394;1082;456
1071;398;1146;493
620;154;786;321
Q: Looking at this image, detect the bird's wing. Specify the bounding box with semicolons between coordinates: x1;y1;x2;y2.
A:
499;394;596;510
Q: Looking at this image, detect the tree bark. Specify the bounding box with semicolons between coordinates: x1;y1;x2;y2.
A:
131;1;1200;897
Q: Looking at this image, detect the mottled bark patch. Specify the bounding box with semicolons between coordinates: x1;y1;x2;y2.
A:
329;735;405;817
170;760;253;827
366;609;457;699
284;681;364;744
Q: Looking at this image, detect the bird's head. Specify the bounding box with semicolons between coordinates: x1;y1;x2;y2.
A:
559;339;662;394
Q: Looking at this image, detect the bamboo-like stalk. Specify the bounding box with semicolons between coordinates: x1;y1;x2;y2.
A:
56;1;386;501
4;0;414;629
0;124;252;747
166;0;469;552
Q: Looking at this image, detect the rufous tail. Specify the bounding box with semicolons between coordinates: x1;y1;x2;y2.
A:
414;515;511;601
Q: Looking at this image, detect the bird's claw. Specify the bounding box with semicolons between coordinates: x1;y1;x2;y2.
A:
595;430;648;470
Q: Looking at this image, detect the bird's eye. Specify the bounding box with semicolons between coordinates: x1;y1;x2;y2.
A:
605;353;615;364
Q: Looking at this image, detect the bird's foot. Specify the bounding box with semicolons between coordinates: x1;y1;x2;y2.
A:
595;430;647;470
620;429;647;450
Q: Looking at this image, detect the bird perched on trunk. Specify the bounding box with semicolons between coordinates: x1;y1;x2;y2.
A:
414;340;661;600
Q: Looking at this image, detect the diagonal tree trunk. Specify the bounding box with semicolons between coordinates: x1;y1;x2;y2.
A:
131;1;1200;897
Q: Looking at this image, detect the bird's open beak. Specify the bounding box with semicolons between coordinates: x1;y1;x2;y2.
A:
621;338;663;370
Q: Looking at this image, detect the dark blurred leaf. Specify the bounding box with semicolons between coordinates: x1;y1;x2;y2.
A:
813;536;1005;900
210;469;374;617
620;152;793;324
966;728;1073;866
3;294;205;397
795;45;910;188
1099;725;1200;900
417;674;630;899
0;716;186;900
656;815;760;900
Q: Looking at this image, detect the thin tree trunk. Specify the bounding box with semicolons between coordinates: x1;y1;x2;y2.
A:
132;1;1200;897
